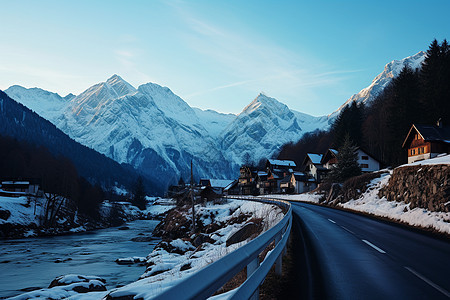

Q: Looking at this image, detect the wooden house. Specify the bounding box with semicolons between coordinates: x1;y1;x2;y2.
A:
266;159;296;172
255;170;278;195
321;149;338;169
0;180;40;197
321;148;380;173
238;166;257;195
200;179;236;195
402;122;450;164
302;153;326;182
279;172;315;194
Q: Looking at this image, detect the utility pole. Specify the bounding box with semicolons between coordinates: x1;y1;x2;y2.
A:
191;160;195;234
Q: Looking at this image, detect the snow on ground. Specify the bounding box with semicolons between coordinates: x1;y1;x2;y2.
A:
401;153;450;167
0;196;43;227
266;160;450;235
144;198;176;218
105;199;284;299
260;193;323;203
340;159;450;234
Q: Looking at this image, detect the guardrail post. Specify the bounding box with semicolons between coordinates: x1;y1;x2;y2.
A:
274;234;282;275
247;257;259;300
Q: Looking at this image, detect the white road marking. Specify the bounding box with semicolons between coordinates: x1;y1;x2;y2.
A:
328;219;336;223
340;226;355;234
362;239;386;253
404;266;450;297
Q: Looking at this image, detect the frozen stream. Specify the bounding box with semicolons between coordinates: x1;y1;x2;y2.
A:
0;219;160;298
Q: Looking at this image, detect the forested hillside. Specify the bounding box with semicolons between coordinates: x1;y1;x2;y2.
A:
278;39;450;168
0;90;161;195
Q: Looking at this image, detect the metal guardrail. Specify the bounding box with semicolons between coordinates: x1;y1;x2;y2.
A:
152;196;292;300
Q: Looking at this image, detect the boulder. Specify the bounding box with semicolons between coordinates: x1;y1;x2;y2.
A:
226;222;262;247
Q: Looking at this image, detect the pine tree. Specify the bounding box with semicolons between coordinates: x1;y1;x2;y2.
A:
331;101;365;149
132;176;147;210
385;65;421;165
327;135;361;183
420;39;450;124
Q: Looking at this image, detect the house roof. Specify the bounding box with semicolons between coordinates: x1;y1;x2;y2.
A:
224;180;238;191
293;172;308;181
268;159;296;168
402;124;450;148
321;149;338;164
304;153;323;165
203;179;236;189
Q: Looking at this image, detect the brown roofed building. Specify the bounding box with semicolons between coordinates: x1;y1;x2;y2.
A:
402;121;450;164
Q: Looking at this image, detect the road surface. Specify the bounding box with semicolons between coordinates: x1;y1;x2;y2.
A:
291;202;450;299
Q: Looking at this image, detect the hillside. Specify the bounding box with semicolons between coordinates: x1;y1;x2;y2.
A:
0;90;159;194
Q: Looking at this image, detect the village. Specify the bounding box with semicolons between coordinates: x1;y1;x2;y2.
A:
178;121;450;200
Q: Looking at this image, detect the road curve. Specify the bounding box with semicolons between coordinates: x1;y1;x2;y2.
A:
291;202;450;300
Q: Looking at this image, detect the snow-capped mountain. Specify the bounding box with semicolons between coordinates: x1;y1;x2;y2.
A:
193;108;236;139
330;51;426;118
4;51;424;190
6;76;234;189
221;93;329;165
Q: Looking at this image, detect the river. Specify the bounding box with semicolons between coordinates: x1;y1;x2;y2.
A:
0;219;160;298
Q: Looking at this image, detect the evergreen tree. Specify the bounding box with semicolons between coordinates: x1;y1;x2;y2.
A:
385;65;421;165
331;101;365;149
132;176;147;210
327;135;361;183
420;39;450;124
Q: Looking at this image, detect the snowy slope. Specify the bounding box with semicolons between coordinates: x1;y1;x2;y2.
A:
329;51;426;118
221;93;329;165
5;85;67;120
7;76;232;189
193;108;236;139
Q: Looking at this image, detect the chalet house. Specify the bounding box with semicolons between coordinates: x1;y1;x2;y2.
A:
223;180;239;195
356;148;380;172
0;180;41;197
266;159;296;173
302;153;327;182
321;148;380;173
238;166;257;195
402;122;450;164
255;170;278;195
279;172;315;194
200;179;236;195
321;149;338;169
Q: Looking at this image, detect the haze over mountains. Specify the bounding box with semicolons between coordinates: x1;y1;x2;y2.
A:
4;51;426;191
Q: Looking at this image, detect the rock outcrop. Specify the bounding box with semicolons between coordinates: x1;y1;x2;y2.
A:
379;165;450;212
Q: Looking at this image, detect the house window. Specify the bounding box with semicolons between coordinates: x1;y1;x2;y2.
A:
361;155;369;160
361;164;369;168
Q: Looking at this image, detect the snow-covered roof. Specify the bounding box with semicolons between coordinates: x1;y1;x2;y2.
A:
330;149;338;155
223;180;238;191
268;159;296;167
209;179;235;189
306;153;323;165
1;181;30;185
257;171;268;176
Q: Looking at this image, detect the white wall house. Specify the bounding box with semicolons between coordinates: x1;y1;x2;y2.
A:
356;149;380;172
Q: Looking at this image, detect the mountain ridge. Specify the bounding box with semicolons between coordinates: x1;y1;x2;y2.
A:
4;51;425;191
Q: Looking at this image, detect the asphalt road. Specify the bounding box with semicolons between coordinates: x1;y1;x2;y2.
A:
291;202;450;300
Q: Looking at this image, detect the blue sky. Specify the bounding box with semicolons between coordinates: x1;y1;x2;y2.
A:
0;0;449;116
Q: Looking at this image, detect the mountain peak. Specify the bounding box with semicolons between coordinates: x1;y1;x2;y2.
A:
105;74;136;98
329;51;426;118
